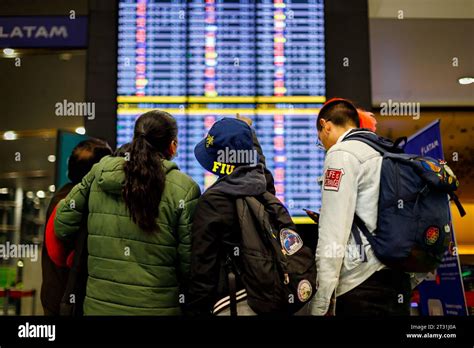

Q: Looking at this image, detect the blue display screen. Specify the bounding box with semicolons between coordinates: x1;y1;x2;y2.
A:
117;0;326;218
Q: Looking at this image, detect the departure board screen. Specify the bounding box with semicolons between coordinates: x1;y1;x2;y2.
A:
117;0;326;221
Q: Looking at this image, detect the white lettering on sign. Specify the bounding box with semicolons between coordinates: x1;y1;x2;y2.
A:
0;26;68;39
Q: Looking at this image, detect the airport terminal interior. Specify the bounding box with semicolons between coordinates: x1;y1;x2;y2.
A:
0;0;473;317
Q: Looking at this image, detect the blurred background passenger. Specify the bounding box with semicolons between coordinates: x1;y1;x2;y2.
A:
114;143;132;157
41;138;112;315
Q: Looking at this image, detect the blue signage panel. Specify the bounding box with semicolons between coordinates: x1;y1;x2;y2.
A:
0;16;87;48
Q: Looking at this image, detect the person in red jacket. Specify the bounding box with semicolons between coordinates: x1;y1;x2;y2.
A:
41;138;112;315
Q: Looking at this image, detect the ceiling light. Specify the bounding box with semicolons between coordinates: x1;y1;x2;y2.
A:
75;127;86;135
3;48;14;56
59;53;72;61
458;77;474;85
3;131;18;140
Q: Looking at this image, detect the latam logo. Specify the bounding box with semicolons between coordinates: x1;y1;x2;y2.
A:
0;25;68;39
0;17;87;47
421;140;439;156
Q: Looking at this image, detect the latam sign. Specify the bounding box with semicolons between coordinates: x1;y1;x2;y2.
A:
0;16;87;48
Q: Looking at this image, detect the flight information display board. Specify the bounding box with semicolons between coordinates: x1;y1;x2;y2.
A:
117;0;326;220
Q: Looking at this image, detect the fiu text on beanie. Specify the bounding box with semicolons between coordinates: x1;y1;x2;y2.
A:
194;117;257;177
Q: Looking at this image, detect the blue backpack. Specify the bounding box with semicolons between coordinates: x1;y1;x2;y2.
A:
343;130;466;273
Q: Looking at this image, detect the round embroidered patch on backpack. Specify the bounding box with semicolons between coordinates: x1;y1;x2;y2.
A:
297;280;312;302
425;226;440;246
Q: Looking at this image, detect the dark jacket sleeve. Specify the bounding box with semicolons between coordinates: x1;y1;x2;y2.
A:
251;129;276;195
187;195;230;316
176;183;201;288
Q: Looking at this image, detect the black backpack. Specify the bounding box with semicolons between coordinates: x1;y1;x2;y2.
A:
230;191;317;314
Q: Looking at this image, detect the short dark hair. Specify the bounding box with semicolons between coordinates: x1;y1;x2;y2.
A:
68;138;112;184
317;98;360;131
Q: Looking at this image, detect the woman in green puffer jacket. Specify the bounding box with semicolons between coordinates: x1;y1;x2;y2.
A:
54;110;200;315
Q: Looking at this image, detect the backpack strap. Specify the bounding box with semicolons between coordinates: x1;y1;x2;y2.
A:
353;215;375;242
351;214;378;263
344;135;386;154
343;131;405;154
350;220;368;263
449;192;466;217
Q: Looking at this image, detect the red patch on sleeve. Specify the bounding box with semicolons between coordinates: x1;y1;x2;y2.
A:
324;168;345;191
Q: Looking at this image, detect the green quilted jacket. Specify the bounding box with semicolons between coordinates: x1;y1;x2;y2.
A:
54;156;200;315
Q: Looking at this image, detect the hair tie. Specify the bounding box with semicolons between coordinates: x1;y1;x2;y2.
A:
137;132;158;150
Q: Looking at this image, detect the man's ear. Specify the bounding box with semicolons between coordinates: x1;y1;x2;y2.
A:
318;119;325;133
323;120;331;134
